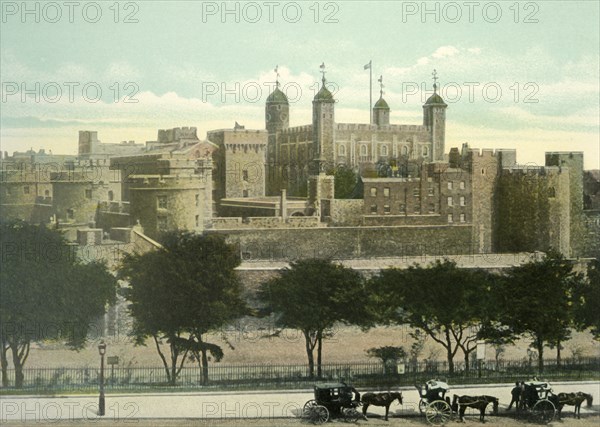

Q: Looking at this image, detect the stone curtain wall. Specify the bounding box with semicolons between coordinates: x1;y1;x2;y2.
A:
210;225;473;261
328;199;363;226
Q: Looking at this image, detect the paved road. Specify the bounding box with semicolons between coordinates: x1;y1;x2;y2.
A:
1;381;598;424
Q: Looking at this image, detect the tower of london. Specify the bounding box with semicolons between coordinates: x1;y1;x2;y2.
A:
265;69;447;197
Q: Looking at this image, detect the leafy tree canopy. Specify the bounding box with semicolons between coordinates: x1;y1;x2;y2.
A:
0;221;116;386
370;259;495;373
119;231;248;384
484;250;583;371
259;258;369;376
574;258;600;339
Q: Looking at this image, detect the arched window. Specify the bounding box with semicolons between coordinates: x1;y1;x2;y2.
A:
381;145;388;156
108;190;114;201
401;146;408;156
339;144;346;156
360;145;367;156
422;146;429;156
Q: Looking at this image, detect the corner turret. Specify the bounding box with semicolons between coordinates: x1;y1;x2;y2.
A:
422;69;447;161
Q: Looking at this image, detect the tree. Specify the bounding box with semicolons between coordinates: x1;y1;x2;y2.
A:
486;251;582;372
120;232;248;385
370;260;494;374
574;258;600;339
0;221;116;387
366;346;407;364
333;166;360;199
258;258;369;377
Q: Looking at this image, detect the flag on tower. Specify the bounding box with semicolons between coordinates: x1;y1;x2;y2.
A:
364;61;371;70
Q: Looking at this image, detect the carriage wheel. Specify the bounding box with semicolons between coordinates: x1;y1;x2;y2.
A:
303;400;317;412
425;400;452;425
311;405;329;424
531;400;556;424
343;407;360;422
418;399;427;414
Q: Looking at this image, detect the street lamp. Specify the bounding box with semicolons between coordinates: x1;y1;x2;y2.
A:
98;340;107;416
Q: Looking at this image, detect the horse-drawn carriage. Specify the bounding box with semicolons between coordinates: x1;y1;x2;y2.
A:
302;382;362;424
519;380;559;423
415;379;453;425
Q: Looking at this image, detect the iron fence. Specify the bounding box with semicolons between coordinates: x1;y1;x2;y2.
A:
1;357;598;393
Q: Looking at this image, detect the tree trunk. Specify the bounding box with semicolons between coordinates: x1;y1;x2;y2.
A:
201;349;209;385
556;340;561;367
170;343;179;386
304;333;315;378
9;342;28;388
153;335;172;385
445;330;454;374
317;332;323;378
464;352;470;373
1;341;9;387
536;338;544;373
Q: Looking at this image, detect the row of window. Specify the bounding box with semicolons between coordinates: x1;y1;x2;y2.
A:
448;181;466;190
448;196;467;207
369;205;467;223
339;145;429;157
370;183;467;198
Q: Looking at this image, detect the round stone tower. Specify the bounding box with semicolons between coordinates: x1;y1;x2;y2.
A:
423;86;447;162
373;96;390;127
265;86;289;134
312;76;336;172
265;84;289;195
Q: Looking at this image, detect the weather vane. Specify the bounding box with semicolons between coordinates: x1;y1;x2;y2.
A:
274;65;280;87
319;62;326;83
432;69;439;94
378;75;384;97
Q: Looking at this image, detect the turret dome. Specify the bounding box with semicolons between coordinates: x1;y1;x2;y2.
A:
266;87;289;104
314;80;334;102
425;93;447;106
374;97;390;109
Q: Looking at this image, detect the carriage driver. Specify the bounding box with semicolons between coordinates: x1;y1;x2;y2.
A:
425;379;449;402
341;382;361;405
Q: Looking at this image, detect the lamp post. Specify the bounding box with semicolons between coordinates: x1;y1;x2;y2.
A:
98;341;106;416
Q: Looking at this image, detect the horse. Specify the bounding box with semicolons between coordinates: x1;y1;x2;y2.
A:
361;391;403;421
451;394;499;423
557;392;593;419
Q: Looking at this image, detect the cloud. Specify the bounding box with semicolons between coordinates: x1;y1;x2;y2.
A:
432;46;460;58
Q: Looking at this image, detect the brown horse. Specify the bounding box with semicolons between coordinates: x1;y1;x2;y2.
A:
361;391;403;421
451;394;499;423
557;392;593;419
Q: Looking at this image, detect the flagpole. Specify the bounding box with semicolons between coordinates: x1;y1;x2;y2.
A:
369;60;372;125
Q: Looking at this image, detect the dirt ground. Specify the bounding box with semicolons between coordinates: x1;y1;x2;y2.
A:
2;415;599;426
26;326;599;368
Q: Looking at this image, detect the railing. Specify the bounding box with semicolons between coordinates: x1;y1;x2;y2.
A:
1;357;598;393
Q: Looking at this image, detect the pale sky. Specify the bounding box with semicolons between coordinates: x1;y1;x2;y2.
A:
1;0;598;169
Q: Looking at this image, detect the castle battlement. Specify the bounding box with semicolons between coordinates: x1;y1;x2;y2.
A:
336;123;428;132
280;125;312;135
208;129;266;135
501;165;567;176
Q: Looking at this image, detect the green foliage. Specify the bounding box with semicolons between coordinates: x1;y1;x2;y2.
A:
0;221;116;387
119;231;248;384
258;258;369;376
574;258;600;339
366;346;407;363
333;166;359;199
485;250;583;371
370;259;495;373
